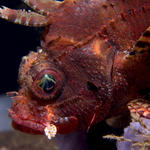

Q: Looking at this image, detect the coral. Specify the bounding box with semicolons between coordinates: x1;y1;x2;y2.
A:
104;101;150;150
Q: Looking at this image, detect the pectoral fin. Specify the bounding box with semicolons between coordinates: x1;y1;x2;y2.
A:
126;26;150;61
124;26;150;90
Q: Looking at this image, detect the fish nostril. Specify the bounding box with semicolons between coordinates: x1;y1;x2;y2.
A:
87;81;98;92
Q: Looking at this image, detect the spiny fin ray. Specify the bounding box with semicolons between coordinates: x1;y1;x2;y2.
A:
22;0;64;15
0;6;50;27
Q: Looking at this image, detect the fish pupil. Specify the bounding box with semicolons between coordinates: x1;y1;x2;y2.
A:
39;74;56;93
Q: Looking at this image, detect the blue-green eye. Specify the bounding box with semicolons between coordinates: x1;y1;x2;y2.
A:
39;74;56;93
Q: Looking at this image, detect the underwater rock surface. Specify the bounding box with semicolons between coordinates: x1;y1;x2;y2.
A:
0;95;12;131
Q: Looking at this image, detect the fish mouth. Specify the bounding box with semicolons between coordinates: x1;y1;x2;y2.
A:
9;108;78;135
9;109;45;134
8;93;100;135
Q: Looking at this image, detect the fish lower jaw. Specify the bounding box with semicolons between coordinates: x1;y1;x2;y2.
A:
9;109;79;136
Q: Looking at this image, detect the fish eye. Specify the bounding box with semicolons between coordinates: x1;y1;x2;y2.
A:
28;68;64;100
39;74;56;93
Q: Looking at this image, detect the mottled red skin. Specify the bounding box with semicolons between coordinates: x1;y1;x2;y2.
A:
2;0;150;134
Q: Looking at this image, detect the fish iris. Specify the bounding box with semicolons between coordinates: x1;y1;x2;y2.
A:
39;74;56;93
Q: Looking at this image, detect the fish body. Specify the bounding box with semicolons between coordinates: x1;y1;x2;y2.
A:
1;0;150;135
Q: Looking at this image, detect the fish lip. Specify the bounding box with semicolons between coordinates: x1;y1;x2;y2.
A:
9;108;78;134
9;109;46;133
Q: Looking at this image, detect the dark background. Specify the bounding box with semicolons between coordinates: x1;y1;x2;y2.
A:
0;0;41;94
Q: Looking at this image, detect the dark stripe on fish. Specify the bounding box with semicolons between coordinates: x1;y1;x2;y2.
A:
135;41;150;48
129;51;136;55
143;31;150;37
